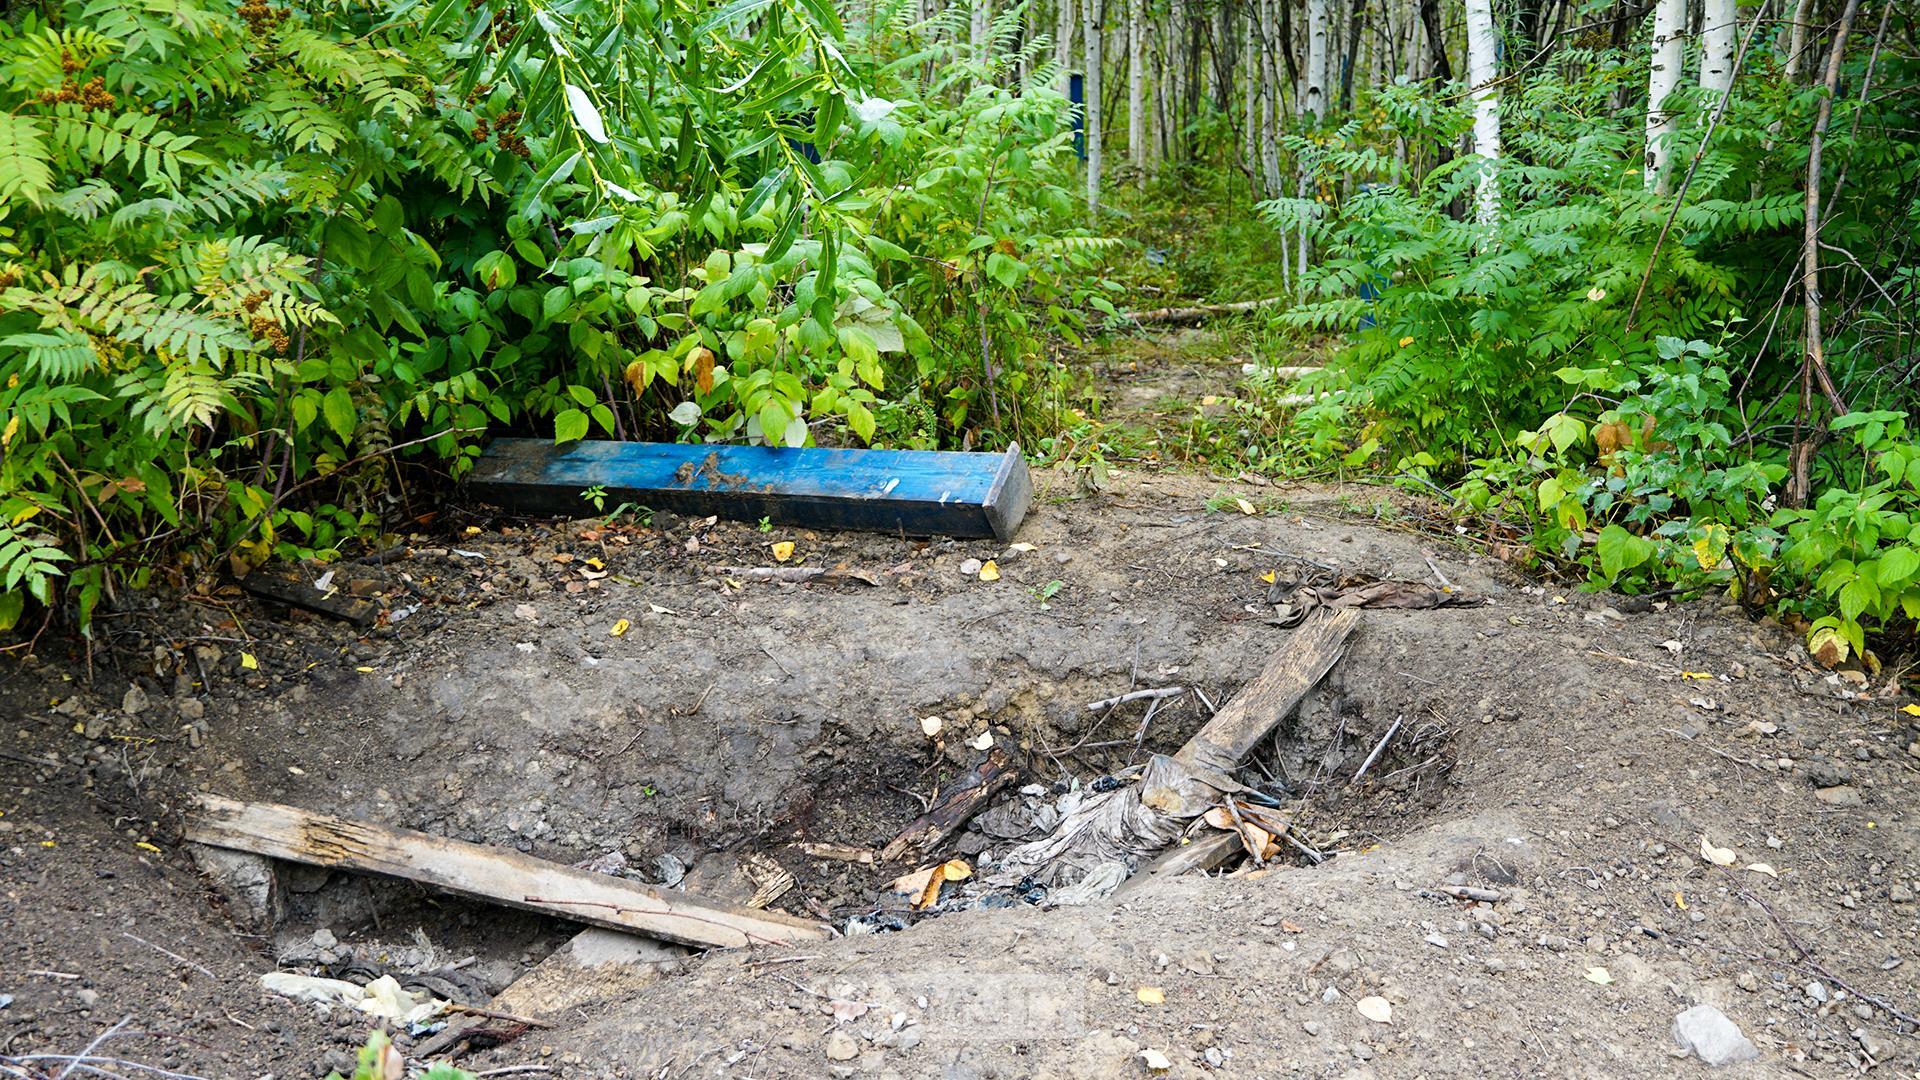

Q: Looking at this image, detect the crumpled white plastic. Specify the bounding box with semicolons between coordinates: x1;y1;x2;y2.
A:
261;972;446;1025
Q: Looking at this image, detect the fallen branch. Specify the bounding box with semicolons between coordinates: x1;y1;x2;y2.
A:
1086;687;1186;712
1350;714;1404;786
120;933;217;981
1122;296;1288;326
879;749;1017;863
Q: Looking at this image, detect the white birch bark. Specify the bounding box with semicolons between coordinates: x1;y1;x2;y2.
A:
1128;0;1147;179
1085;0;1104;217
1644;0;1685;192
1700;0;1736;96
1463;0;1500;221
972;0;990;59
1305;0;1330;121
1243;14;1260;189
1055;0;1075;94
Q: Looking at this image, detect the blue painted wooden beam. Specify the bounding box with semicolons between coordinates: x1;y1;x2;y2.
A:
465;439;1033;541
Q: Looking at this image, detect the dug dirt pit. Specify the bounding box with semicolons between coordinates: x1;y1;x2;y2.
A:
3;469;1918;1078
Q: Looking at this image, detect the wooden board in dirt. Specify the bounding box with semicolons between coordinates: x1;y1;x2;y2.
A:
465;438;1032;541
238;566;380;627
185;794;830;949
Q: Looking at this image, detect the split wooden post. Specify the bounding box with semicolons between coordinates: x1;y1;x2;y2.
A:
1172;606;1361;774
186;795;829;949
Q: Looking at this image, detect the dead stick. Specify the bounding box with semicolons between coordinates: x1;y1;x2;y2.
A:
1086;687;1185;711
444;1005;553;1030
1222;799;1267;869
120;933;216;981
1350;714;1404;786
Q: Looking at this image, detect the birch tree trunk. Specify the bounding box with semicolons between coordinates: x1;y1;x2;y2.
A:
1463;0;1500;222
1305;0;1331;121
1644;0;1685;192
1259;0;1282;194
1085;0;1103;218
1128;0;1147;181
1243;12;1260;190
1056;0;1075;94
1700;0;1736;96
972;0;990;60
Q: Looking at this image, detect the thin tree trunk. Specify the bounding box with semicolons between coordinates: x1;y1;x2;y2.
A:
1463;0;1500;223
1128;0;1146;179
1416;0;1451;82
1056;0;1075;94
1787;0;1861;505
1339;0;1369;110
1700;0;1735;95
1644;0;1685;192
1085;0;1103;218
1305;0;1330;120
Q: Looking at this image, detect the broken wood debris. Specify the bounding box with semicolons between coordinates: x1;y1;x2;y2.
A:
993;608;1360;894
880;749;1017;864
238;566;379;627
186;795;829;949
466;438;1032;541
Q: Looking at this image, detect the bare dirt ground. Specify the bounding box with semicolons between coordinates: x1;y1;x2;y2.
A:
4;336;1918;1079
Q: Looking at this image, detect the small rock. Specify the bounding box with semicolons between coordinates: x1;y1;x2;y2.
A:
1735;971;1759;993
1425;933;1449;949
311;928;338;949
1815;785;1864;808
74;988;99;1008
177;697;205;721
824;1030;859;1062
1203;1047;1224;1068
1672;1005;1759;1066
958;558;983;576
1889;883;1914;904
1301;1022;1322;1037
122;685;149;716
1856;1027;1891;1060
1805;981;1828;1003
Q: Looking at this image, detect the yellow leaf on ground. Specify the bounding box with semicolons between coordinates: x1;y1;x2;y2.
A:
771;541;795;562
1584;966;1613;985
1259;569;1276;584
1674;891;1687;910
920;716;944;737
1902;704;1920;717
969;730;993;751
1745;863;1779;878
240;652;258;670
1234;497;1257;515
979;560;1000;581
1136;986;1165;1005
610;618;631;637
1680;671;1713;680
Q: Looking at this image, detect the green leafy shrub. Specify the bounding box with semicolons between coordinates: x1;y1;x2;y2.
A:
0;0;1118;633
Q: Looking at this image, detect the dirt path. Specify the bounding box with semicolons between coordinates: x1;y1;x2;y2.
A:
3;343;1917;1078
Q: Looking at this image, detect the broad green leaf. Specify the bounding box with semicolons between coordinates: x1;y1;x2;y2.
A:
554;408;589;443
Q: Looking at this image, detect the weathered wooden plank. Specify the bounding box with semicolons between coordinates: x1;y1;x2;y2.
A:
185;795;829;949
239;567;379;627
1172;607;1360;774
465;438;1031;541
